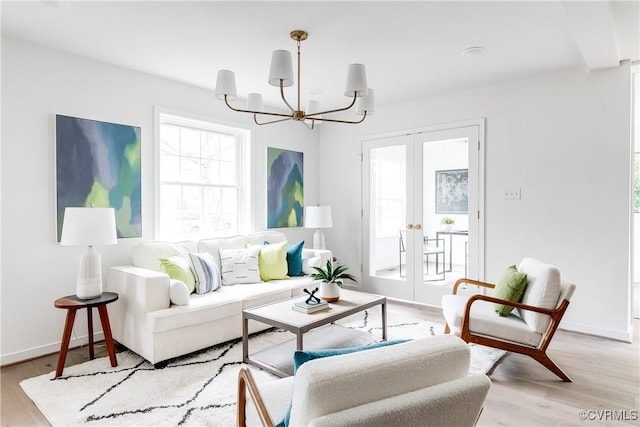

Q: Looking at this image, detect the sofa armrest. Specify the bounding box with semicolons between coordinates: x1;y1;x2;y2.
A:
106;265;171;314
302;249;333;268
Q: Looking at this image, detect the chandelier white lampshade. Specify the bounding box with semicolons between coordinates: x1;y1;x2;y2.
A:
305;206;333;250
215;30;374;129
215;70;237;101
345;64;368;97
61;207;118;299
356;88;375;115
268;50;294;87
247;93;264;112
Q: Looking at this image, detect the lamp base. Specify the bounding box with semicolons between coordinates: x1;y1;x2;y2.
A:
76;246;103;299
313;229;326;250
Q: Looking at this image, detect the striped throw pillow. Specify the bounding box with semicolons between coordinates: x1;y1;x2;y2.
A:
189;252;221;294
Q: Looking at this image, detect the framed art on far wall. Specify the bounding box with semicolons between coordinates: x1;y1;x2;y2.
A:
435;168;468;214
267;147;303;228
55;114;142;241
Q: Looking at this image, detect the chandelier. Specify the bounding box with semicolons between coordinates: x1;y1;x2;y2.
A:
214;30;374;130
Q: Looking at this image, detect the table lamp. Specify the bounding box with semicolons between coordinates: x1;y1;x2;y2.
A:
61;207;118;299
305;206;333;250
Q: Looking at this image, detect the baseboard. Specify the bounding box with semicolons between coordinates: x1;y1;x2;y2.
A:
1;332;105;366
560;321;633;343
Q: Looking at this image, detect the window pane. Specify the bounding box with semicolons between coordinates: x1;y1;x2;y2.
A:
160;125;179;155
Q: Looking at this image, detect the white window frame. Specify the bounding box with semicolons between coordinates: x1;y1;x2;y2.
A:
154;109;251;240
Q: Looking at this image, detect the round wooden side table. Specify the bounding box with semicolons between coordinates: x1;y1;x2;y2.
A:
53;291;118;378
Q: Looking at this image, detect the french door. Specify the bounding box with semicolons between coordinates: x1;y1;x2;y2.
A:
362;122;483;305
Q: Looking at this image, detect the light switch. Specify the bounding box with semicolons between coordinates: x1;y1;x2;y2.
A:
502;187;521;200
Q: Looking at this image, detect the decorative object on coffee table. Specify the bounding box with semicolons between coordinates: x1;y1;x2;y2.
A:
311;260;357;302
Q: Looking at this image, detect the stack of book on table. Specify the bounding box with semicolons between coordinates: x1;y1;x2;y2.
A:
292;299;329;313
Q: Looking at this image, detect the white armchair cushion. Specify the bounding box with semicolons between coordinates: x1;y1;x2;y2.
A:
517;258;561;334
289;336;470;426
441;294;543;348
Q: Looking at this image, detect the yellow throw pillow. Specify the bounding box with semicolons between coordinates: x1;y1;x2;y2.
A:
256;241;289;281
159;256;196;293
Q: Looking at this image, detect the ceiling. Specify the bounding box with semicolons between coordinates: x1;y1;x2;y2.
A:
2;1;638;112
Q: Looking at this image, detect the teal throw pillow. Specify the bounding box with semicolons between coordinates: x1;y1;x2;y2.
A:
276;339;409;427
264;240;305;277
493;265;528;316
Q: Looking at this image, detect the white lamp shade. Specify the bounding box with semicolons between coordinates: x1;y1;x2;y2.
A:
305;206;333;229
344;63;368;97
247;93;264;112
61;207;118;246
356;88;375;115
215;70;237;101
268;50;294;87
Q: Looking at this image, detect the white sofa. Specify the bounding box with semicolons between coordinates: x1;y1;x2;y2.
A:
106;231;331;365
240;335;491;427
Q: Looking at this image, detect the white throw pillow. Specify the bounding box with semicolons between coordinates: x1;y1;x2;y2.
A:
219;247;262;285
169;279;190;305
189;252;222;294
302;256;322;275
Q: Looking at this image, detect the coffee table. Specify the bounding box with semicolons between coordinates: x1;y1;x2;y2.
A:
242;288;386;377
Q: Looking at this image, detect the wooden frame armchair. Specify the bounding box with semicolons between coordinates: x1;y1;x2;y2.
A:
442;258;576;382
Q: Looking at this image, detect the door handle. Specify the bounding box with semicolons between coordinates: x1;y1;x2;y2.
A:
406;224;414;229
414;224;422;230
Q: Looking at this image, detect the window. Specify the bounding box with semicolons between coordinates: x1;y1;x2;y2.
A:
371;148;406;238
156;112;250;240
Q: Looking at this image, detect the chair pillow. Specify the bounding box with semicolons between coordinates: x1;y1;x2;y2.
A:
219;247;261;285
159;256;196;293
169;279;190;305
189;252;221;294
493;265;528;316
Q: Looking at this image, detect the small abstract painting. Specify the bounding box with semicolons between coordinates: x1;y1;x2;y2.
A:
267;147;303;228
436;169;468;213
55;115;142;241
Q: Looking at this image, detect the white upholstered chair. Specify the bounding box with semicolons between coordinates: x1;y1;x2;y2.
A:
238;335;491;427
441;258;576;382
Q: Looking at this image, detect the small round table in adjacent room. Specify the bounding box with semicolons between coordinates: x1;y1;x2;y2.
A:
53;291;119;378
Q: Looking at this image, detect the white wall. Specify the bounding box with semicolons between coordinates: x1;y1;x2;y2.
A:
0;38;319;364
319;64;633;341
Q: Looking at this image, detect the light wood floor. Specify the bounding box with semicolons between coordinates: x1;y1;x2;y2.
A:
2;301;638;427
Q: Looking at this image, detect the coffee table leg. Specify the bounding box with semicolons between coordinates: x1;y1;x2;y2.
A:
242;316;249;363
381;302;387;341
296;332;304;351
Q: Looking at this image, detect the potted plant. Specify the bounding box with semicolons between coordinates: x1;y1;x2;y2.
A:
440;217;455;231
311;260;357;302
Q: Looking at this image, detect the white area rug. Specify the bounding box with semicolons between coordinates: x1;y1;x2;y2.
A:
21;309;505;426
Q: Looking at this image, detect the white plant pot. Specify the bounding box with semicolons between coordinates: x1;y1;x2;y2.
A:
319;282;340;302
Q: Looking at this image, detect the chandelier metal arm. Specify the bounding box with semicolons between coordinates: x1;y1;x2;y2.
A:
305;93;358;118
279;80;295;113
312;111;367;125
254;115;292;126
224;95;292;119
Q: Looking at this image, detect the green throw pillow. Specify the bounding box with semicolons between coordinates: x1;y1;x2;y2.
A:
494;265;528;316
160;256;196;293
257;241;289;281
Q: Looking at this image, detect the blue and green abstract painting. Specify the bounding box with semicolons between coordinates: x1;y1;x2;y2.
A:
267;148;303;228
56;115;142;241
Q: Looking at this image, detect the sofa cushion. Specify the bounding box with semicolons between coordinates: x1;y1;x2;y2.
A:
132;241;196;271
217;282;291;309
517;258;561;334
220;247;261;285
441;294;542;347
146;292;242;333
160;256;196;293
247;231;287;246
493;265;528;316
189;252;221;294
197;235;248;271
169;279;190;305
